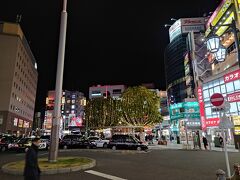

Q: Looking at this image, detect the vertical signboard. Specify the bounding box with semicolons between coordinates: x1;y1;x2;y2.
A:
197;87;206;131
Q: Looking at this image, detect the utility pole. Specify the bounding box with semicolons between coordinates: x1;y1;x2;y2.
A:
49;0;68;162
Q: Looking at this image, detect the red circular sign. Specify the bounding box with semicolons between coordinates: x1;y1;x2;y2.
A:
210;93;224;107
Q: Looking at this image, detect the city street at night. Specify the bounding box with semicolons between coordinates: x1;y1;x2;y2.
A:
0;149;240;180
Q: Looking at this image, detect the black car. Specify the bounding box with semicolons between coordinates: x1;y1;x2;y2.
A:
59;134;95;149
13;138;33;152
108;134;148;151
0;136;18;152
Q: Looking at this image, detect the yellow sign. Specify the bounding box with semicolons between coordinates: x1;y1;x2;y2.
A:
215;12;235;36
233;116;240;125
205;0;233;36
234;126;240;135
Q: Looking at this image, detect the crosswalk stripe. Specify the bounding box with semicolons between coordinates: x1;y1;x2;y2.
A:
85;170;127;180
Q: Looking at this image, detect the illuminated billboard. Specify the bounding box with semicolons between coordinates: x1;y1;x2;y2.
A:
69;116;83;127
205;0;234;36
169;18;205;42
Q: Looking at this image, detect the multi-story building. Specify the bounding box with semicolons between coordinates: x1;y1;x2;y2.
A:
190;0;240;147
43;90;86;132
164;17;206;103
89;85;126;99
0;22;38;135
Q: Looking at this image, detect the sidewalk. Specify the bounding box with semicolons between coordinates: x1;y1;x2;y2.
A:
148;141;239;152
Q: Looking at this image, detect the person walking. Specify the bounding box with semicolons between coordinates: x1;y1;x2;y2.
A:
24;137;41;180
193;133;198;149
202;136;208;150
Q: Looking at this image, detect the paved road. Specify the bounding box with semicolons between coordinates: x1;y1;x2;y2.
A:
0;149;240;180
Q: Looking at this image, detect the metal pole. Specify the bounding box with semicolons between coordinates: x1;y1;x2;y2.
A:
185;121;189;146
49;0;68;162
220;110;231;177
231;19;240;67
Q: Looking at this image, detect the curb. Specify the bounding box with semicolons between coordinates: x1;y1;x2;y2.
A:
1;158;96;175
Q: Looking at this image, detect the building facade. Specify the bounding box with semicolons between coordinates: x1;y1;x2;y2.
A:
188;0;240;147
43;90;86;133
164;17;206;103
0;22;38;135
89;85;126;99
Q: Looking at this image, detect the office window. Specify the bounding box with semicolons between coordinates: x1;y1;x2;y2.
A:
205;107;212;116
204;101;211;107
203;84;208;90
208;82;214;88
234;80;240;91
213;79;219;87
221;85;226;93
226;82;234;93
209;88;214;97
203;90;209;98
214;86;220;93
219;78;224;85
230;102;238;113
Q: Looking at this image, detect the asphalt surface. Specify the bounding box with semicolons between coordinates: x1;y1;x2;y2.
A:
0;148;240;180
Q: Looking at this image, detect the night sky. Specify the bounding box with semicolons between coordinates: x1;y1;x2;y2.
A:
0;0;220;113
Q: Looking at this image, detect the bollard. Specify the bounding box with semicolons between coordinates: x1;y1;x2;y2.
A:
216;169;226;180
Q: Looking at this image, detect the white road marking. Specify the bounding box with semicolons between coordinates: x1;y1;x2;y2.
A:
85;170;127;180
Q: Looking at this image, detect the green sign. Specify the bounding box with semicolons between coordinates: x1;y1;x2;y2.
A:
170;102;200;121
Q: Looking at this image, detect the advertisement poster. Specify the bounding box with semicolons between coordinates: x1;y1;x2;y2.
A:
69;116;83;127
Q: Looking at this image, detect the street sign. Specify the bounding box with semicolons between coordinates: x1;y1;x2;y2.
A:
210;93;224;107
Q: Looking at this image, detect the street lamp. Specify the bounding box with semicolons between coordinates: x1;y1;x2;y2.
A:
206;19;240;66
214;45;227;62
164;24;172;28
49;0;68;162
171;18;177;21
206;35;220;53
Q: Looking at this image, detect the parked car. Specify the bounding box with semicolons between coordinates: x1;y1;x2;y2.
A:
0;136;18;152
12;137;49;152
108;134;148;151
59;134;95;149
88;136;109;148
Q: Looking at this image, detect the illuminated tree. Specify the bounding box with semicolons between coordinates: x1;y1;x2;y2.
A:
120;86;162;126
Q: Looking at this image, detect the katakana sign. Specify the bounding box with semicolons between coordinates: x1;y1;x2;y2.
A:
224;69;240;83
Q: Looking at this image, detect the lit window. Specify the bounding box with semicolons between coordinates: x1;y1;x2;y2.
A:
71;105;75;109
203;90;209;98
226;82;234;93
205;107;212;116
230;102;238;113
209;88;214;97
72;100;75;103
234;80;240;91
214;86;220;93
